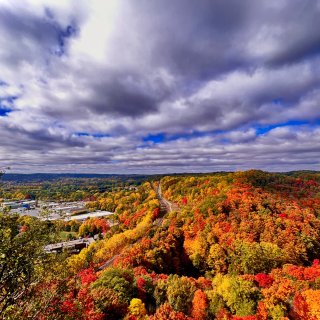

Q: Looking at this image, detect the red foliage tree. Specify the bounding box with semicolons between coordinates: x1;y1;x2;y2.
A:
149;303;191;320
191;289;208;320
255;274;274;288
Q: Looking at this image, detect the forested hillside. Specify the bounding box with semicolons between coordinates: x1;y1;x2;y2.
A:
2;170;320;319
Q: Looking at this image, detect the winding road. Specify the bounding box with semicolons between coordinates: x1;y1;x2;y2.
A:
98;181;177;271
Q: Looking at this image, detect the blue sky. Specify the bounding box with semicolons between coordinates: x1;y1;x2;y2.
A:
0;0;320;173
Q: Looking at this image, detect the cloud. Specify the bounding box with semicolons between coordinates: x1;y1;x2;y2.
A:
0;0;319;172
0;2;83;71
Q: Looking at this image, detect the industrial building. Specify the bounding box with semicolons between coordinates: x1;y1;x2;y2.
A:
1;200;37;210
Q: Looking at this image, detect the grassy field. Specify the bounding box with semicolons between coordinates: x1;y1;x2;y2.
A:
59;231;78;241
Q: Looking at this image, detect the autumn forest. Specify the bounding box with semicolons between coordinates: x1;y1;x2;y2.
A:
1;170;320;319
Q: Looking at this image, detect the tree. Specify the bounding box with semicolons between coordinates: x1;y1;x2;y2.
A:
0;167;9;179
191;289;208;320
293;289;320;320
90;287;127;319
149;303;191;320
166;275;196;314
0;213;60;316
213;274;258;317
78;218;110;237
230;241;284;274
127;298;147;319
91;268;137;304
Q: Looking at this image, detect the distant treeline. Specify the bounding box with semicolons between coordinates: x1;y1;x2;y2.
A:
2;173;149;183
2;170;319;182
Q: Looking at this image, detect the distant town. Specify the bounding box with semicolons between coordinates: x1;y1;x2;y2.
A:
0;198;115;222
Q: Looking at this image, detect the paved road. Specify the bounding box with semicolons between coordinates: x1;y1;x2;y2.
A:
156;182;179;213
99;180;176;270
153;182;170;212
97;255;119;271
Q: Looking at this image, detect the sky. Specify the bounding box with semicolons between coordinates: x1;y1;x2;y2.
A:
0;0;320;174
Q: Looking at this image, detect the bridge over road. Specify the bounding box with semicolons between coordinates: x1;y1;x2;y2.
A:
44;238;94;254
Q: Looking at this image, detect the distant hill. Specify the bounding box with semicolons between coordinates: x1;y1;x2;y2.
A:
2;170;319;183
1;173;149;182
1;172;231;183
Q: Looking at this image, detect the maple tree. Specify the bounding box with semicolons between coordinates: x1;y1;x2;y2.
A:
191;289;208;320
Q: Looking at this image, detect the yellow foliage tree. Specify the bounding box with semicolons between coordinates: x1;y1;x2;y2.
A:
127;298;147;319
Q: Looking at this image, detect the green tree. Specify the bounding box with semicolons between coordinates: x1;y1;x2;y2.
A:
166;275;196;314
0;214;60;316
230;241;284;274
91;268;137;304
212;274;258;316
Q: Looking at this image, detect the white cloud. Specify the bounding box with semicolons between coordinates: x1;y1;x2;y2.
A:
0;0;320;173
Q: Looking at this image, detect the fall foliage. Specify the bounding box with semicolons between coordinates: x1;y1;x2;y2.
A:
3;170;320;319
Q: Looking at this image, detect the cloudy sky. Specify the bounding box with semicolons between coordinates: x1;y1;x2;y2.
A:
0;0;320;173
